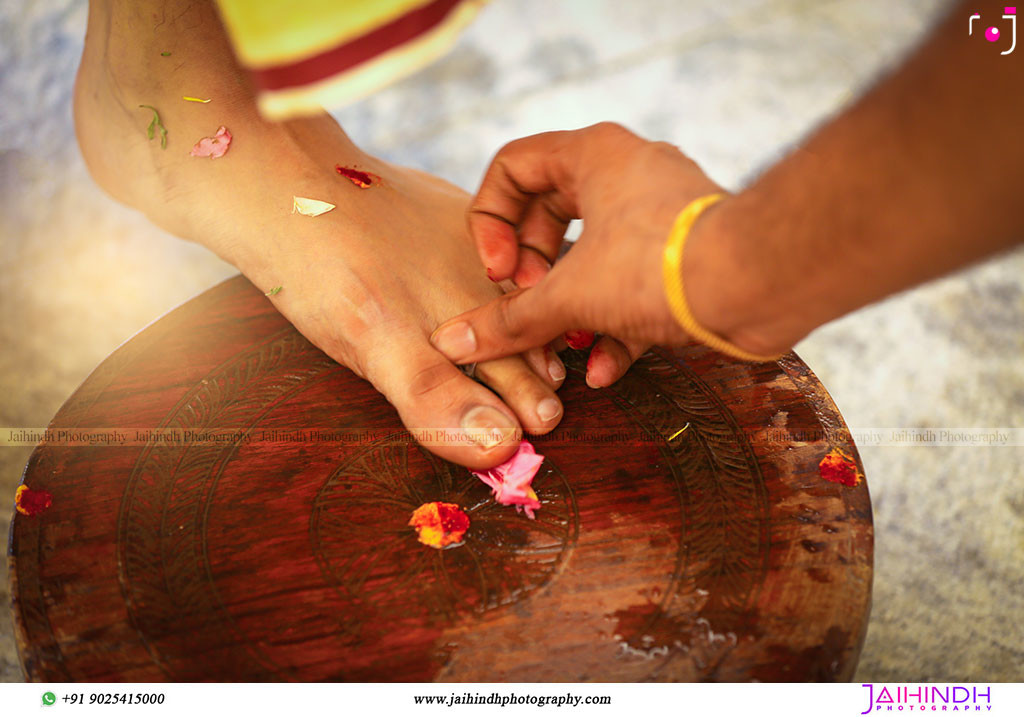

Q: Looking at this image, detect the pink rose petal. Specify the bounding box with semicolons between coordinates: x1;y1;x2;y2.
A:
189;125;232;158
471;440;544;518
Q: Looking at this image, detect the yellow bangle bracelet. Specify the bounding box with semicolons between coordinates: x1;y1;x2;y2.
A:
661;193;781;363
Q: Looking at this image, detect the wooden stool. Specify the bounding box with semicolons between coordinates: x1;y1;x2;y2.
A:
8;276;872;681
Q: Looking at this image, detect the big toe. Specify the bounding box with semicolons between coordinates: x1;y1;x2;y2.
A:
361;335;522;469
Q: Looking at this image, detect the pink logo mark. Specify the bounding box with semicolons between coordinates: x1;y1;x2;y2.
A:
970;8;1017;54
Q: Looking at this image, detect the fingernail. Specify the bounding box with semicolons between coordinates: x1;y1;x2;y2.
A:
461;406;516;449
431;322;477;360
548;357;566;382
537;397;562;422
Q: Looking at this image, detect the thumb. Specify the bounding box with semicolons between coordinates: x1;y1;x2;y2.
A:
430;280;571;364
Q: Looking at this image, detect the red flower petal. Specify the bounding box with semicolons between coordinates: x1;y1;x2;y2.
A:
189;126;232;158
335;165;377;188
565;330;595;349
409;501;469;548
15;485;52;517
818;448;862;487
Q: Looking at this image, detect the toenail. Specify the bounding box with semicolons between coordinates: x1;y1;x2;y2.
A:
547;357;566;382
431;322;477;361
461;406;516;449
537;398;561;422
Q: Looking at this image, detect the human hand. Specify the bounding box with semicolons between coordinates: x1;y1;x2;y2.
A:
430;123;776;377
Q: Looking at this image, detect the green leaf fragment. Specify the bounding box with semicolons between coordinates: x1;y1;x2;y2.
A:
265;286;282;296
138;105;168;149
161;51;171;56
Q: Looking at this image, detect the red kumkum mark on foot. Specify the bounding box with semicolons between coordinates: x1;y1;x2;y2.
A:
335;165;377;188
565;330;595;350
409;501;469;549
818;447;862;487
15;485;52;517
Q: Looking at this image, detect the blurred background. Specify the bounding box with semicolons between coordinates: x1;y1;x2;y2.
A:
2;0;1022;682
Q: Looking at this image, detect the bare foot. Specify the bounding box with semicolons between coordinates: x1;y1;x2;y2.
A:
74;0;565;468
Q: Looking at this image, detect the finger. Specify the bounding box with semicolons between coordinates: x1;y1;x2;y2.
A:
512;245;552;288
474;356;564;435
431;272;573;364
586;336;649;388
470;210;520;281
468;131;584;279
516;191;574;264
359;329;521;469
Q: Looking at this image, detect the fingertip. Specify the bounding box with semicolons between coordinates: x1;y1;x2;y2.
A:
469;212;519;279
585;338;626;388
585;337;648;388
430;320;478;363
512;246;552;288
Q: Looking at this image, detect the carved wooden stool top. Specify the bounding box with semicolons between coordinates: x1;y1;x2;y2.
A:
9;276;871;682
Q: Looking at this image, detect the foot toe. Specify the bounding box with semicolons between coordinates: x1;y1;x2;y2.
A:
362;335;522;468
474;356;564;435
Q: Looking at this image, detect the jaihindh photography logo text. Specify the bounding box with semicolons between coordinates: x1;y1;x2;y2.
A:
861;685;993;713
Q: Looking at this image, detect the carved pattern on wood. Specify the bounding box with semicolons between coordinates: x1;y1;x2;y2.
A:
588;349;770;676
118;330;335;679
310;437;578;631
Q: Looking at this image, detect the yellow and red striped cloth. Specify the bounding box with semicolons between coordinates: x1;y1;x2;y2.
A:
214;0;486;119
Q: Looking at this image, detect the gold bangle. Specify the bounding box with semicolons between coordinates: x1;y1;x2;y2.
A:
661;193;781;363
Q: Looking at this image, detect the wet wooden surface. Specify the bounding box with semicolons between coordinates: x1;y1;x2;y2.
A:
8;275;872;682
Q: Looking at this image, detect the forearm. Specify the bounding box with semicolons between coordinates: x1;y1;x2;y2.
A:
694;1;1024;352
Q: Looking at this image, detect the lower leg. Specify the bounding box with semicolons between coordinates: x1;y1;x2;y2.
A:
74;0;566;467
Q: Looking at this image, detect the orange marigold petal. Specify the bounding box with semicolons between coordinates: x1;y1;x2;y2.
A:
409;501;469;548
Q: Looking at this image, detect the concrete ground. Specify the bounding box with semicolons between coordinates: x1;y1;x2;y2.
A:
2;0;1022;682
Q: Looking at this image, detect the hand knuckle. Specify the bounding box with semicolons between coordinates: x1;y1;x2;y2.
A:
495;296;525;340
591;121;627;137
